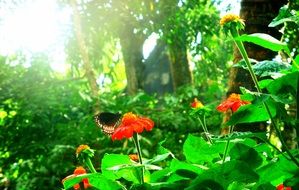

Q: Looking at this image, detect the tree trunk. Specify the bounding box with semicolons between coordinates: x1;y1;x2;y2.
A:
71;0;100;112
169;44;192;91
118;24;146;95
225;0;287;133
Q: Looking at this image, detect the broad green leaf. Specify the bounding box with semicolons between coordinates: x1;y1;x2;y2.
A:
144;152;173;165
186;179;224;190
160;159;205;184
235;33;289;52
157;139;172;155
187;160;259;189
252;183;276;190
150;169;172;183
220;160;259;184
233;59;290;77
253;60;290;77
133;180;190;190
267;71;299;97
259;79;274;89
63;173;90;189
170;159;203;175
227;182;249;190
269;5;299;27
213;132;267;142
295;55;299;66
62;173;123;190
284;172;299;188
229;143;263;169
183;134;226;164
257;155;297;185
226;96;277;126
101;153;140;184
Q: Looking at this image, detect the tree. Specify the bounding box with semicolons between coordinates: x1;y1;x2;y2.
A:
152;0;221;91
225;0;288;133
70;0;100;111
65;0;223;95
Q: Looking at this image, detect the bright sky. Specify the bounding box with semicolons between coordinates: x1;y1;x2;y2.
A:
0;0;240;72
0;0;71;72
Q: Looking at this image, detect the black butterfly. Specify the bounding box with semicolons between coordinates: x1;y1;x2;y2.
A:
94;112;122;135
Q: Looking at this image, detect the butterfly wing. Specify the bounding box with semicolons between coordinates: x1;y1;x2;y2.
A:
94;112;121;135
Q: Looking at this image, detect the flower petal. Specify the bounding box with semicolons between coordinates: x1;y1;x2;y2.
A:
112;126;134;140
139;118;154;131
74;166;87;175
132;122;144;133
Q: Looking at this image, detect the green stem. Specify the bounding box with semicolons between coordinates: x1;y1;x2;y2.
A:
285;50;299;70
222;125;234;164
198;115;212;144
85;157;97;173
230;27;299;167
132;133;144;184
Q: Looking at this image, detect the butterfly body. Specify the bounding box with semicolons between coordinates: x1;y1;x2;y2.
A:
94;112;121;135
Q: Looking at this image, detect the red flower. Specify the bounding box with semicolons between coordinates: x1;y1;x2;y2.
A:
62;166;91;190
111;112;154;141
277;184;292;190
191;98;204;109
217;93;250;113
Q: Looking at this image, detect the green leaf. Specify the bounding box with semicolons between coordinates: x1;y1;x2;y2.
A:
295;55;299;66
150;169;172;183
214;132;267;142
187;160;259;189
145;152;173;165
136;181;188;189
186;179;224;190
157;139;172;155
253;60;291;77
226;95;277;126
220;160;259;184
269;5;299;27
259;79;274;89
235;33;289;52
62;173;123;190
267;71;299;97
101;153;140;184
170;159;203;176
256;155;298;185
252;183;276;190
229;143;263;169
233;59;291;77
227;182;249;190
183;134;226;164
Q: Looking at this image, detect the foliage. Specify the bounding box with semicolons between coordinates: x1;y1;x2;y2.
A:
1;1;299;190
62;3;299;190
0;54;222;189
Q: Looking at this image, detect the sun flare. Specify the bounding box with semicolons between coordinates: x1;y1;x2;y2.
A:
0;0;71;73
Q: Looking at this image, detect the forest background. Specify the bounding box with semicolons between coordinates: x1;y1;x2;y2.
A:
0;0;298;189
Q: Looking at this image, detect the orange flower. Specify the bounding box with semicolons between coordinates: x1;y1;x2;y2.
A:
220;13;244;26
111;112;154;141
62;166;91;190
277;184;292;190
191;98;204;109
129;154;139;162
76;145;90;156
217;93;250;113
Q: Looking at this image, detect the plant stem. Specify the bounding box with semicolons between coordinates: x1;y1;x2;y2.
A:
285;50;299;70
132;133;144;184
230;27;299;167
222;125;234;164
198;115;212;144
85;157;97;173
